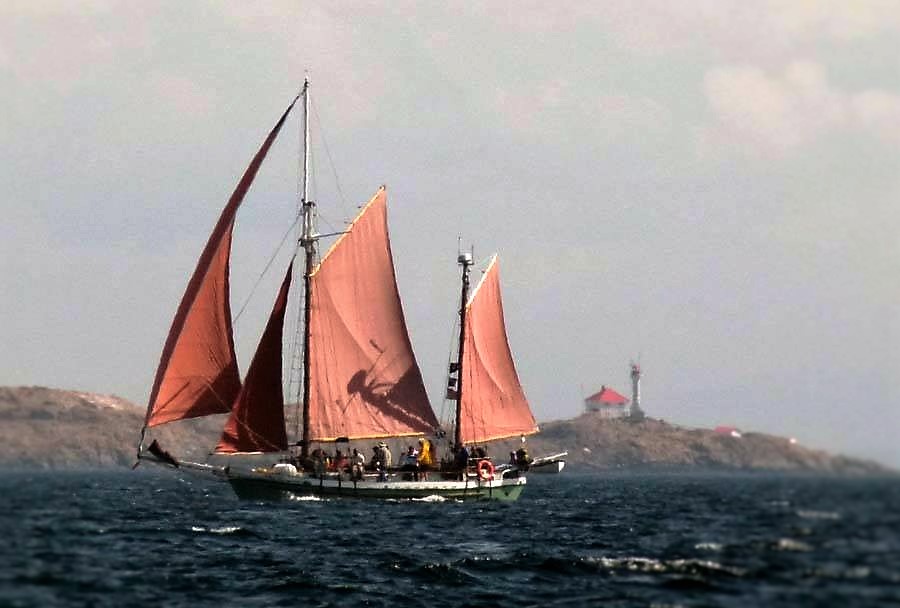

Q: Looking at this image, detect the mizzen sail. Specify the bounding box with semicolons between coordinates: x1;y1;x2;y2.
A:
215;262;293;454
458;256;538;444
306;187;438;440
144;96;298;428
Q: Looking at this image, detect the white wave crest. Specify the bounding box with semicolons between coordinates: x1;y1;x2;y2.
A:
288;494;324;502
775;538;813;552
413;494;448;503
797;509;841;520
191;526;242;535
586;555;745;577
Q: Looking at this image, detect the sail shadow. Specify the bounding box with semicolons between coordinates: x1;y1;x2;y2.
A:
345;366;433;432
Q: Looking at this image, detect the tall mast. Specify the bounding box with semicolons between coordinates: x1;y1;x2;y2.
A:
299;77;316;458
453;251;473;450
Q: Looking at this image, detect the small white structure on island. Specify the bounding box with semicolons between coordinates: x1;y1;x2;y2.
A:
584;385;631;418
585;361;647;420
629;362;645;421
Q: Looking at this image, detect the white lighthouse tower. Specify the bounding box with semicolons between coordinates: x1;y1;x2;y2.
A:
629;362;645;420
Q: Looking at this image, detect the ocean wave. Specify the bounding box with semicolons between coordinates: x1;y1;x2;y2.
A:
774;538;813;552
412;494;448;503
6;470;899;608
810;565;872;580
456;553;749;580
796;509;841;520
583;555;746;578
287;494;324;502
416;562;479;585
190;525;246;535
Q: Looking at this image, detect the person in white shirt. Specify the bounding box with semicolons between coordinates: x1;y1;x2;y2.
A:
399;445;420;481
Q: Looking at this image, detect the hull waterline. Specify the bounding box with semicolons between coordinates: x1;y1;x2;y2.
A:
226;470;526;502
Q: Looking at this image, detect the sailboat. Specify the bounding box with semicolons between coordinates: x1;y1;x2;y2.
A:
136;80;538;501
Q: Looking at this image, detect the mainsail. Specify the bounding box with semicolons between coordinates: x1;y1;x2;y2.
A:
458;256;538;444
306;187;438;440
143;96;299;428
215;262;293;454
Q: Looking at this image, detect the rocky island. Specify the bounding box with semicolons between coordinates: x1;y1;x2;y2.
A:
0;386;889;475
0;386;221;468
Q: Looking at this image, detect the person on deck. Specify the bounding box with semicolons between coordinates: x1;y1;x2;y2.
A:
399;445;420;481
515;447;532;470
370;442;392;480
453;444;469;480
311;448;326;476
333;449;348;473
381;442;393;469
351;448;365;480
417;438;434;480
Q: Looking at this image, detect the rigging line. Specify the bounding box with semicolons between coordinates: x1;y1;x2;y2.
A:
313;209;350;236
287;104;307;408
286;288;305;414
474;254;495;272
310;95;351;217
438;314;461;426
233;215;301;325
309;131;318;204
218;414;286;454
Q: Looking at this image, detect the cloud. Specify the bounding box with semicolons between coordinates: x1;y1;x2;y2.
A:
532;1;900;61
700;60;900;156
595;94;673;139
489;78;572;133
0;0;116;18
146;71;215;119
767;0;900;42
216;3;389;128
0;3;387;130
852;89;900;142
486;79;674;147
0;2;145;94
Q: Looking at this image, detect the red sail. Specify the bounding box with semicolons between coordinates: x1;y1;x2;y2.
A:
459;256;538;444
144;96;298;427
307;187;438;440
215;262;292;454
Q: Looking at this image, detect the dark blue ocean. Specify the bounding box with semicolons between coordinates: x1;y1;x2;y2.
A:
0;470;898;607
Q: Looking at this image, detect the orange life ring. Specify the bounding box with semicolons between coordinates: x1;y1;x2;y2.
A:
476;459;495;481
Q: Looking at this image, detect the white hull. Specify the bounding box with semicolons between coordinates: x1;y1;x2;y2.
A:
225;466;527;501
529;451;567;474
530;460;565;474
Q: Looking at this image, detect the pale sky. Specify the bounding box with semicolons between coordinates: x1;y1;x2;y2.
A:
2;2;898;466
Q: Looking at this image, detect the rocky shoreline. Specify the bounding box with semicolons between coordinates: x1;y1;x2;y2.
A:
0;386;890;475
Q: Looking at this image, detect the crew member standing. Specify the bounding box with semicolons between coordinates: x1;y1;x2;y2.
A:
417;438;434;480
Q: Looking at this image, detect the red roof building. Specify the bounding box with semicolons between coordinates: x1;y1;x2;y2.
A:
585;385;630;418
585;386;629;405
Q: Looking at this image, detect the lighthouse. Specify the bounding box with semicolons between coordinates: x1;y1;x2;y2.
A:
629;362;645;420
